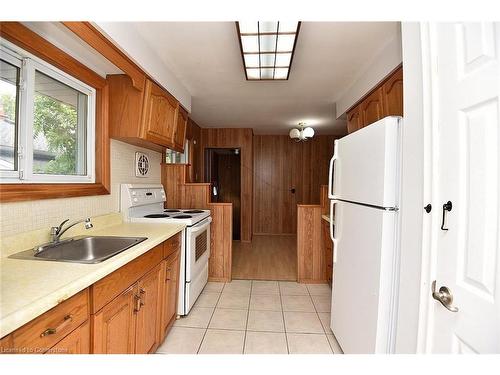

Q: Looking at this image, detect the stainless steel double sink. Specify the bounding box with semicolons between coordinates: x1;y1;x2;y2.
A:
10;236;147;264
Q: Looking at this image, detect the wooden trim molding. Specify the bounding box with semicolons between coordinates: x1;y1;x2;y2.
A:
62;22;145;91
0;22;110;202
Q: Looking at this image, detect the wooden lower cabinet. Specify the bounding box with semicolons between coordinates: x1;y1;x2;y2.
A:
47;321;90;354
161;249;181;341
135;264;162;354
1;235;182;355
92;285;137;354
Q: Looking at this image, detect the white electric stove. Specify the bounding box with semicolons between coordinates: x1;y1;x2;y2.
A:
120;184;212;315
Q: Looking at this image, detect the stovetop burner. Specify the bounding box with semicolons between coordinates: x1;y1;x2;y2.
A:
144;214;170;218
183;210;204;214
164;209;181;213
172;214;193;219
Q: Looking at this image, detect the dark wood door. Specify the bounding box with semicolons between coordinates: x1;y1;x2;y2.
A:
135;264;162;354
92;285;137;354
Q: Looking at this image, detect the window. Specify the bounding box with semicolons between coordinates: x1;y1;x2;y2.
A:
165;140;189;164
0;40;95;183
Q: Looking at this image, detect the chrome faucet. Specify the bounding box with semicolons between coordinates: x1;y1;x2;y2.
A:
50;218;93;242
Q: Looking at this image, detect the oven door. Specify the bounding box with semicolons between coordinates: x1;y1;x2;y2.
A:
185;217;212;282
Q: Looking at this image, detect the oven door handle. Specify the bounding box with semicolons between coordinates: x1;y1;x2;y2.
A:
190;217;212;233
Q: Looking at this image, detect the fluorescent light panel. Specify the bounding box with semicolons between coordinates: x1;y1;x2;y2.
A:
237;21;300;80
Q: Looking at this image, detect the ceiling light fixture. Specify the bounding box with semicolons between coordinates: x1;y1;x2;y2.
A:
289;122;314;142
236;21;301;81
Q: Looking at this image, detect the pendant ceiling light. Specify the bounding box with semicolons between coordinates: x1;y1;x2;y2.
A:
289;122;314;142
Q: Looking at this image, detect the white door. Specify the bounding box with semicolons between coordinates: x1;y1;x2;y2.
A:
330;201;398;353
430;22;500;353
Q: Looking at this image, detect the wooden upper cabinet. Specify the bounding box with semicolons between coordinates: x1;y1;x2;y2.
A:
108;74;181;152
92;285;137;354
360;86;385;127
346;66;403;134
142;79;178;147
173;106;188;152
382;66;403;116
346;104;363;133
135;264;162;354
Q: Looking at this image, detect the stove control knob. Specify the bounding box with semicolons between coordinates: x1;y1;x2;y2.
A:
132;191;137;196
133;198;138;203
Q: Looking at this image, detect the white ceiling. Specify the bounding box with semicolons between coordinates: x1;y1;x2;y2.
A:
131;22;401;135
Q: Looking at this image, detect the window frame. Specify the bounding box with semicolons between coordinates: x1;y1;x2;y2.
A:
1;40;96;183
0;22;110;202
0;49;23;179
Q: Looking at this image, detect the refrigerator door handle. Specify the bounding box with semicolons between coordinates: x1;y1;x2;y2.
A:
330;200;339;263
328;149;338;199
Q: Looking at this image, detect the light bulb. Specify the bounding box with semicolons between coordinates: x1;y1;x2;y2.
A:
289;128;300;139
303;127;315;138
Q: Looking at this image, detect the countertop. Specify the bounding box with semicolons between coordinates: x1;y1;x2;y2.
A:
322;214;335;225
0;216;185;338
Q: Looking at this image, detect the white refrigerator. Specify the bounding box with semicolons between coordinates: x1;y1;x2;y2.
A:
327;116;402;354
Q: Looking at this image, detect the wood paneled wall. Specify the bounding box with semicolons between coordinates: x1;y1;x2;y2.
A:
198;128;253;242
161;164;232;282
297;204;325;283
253;135;337;234
208;203;233;282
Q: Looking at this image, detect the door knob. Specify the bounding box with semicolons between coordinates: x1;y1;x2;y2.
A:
431;280;459;312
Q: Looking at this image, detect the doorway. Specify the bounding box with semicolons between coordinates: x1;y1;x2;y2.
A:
204;148;241;240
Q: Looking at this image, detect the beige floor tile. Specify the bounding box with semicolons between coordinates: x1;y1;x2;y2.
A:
251;280;279;295
279;281;309;296
209;308;248;330
199;329;245;354
249;294;282;311
311;295;332;313
283;311;324;333
287;333;333;354
247;310;285;332
327;334;344;354
318;312;333;334
174;307;214;328
203;282;225;293
155;327;205;354
281;295;315;312
218;292;250;309
194;292;220;308
223;280;252;295
306;283;332;296
244;331;288;354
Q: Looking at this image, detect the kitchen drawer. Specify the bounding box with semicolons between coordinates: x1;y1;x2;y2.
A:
163;232;181;259
0;289;89;354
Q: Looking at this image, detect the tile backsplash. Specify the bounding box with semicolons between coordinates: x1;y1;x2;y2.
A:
0;140;162;238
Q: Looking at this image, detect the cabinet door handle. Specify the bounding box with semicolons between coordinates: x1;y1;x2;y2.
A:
40;314;73;337
134;295;142;313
